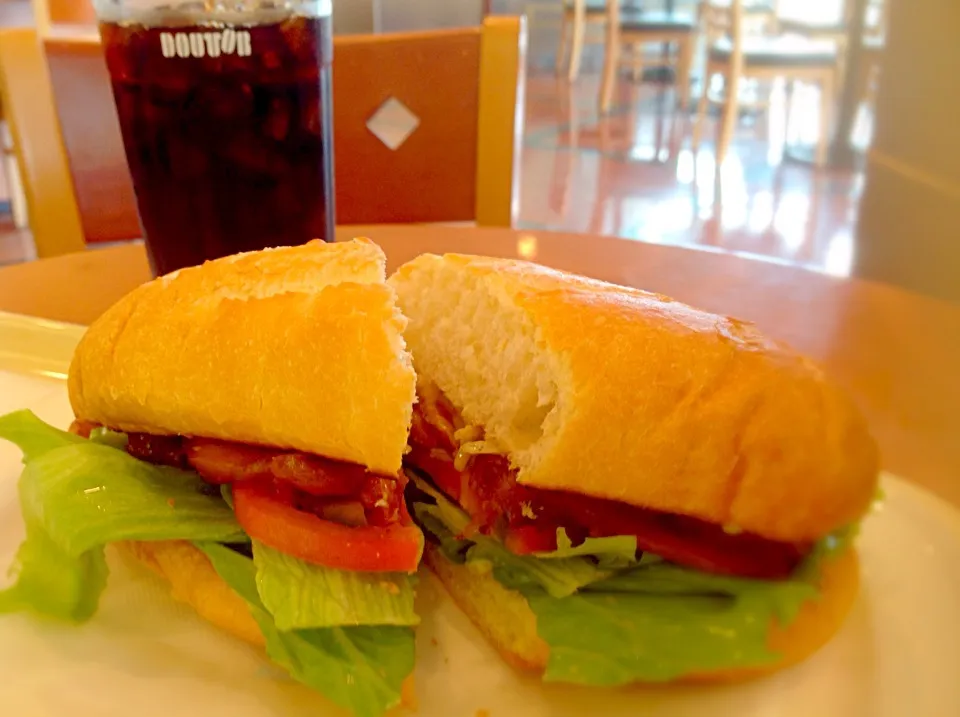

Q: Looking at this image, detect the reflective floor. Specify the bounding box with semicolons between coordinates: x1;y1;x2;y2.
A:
520;71;870;277
0;64;873;277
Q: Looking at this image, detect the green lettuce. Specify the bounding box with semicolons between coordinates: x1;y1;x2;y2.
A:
411;476;619;598
252;541;418;630
199;542;414;717
0;518;108;622
0;409;86;458
0;410;244;620
536;529;640;568
0;411;416;716
413;481;836;685
414;502;612;598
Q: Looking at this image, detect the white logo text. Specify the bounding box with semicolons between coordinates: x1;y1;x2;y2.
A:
160;30;252;59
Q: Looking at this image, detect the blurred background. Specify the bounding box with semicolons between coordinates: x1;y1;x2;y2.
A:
0;0;956;303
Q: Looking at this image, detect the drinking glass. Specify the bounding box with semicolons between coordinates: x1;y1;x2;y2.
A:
93;0;336;275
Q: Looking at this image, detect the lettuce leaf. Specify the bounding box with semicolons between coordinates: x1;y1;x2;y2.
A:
528;559;817;684
0;410;244;621
0;519;108;621
0;409;86;459
198;542;414;717
410;475;618;597
536;529;640;569
415;503;611;598
413;482;832;684
0;412;416;716
252;541;418;630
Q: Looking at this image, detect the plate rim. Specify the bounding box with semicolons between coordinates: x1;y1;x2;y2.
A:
0;310;86;380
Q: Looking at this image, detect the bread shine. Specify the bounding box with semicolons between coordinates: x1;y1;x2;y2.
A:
390;253;879;542
69;239;416;475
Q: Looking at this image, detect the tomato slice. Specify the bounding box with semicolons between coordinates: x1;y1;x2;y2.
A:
504;525;559;554
233;482;423;573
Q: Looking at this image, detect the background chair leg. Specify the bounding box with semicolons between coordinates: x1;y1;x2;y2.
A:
784;78;795;143
567;8;586;81
630;43;644;81
555;12;569;76
599;28;621;113
716;72;740;166
675;37;694;111
691;68;711;152
816;72;834;166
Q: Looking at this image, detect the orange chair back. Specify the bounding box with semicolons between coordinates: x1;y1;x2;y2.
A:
32;0;98;34
7;18;524;256
44;37;139;244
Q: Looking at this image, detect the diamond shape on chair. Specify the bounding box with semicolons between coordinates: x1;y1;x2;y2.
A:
366;97;421;150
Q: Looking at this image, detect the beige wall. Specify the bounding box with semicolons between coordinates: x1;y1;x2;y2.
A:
332;0;374;34
855;0;960;303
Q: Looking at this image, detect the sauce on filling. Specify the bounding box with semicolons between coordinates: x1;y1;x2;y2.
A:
405;391;808;579
69;419;407;527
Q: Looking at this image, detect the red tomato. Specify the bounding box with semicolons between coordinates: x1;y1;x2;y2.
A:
504;525;559;554
233;482;423;573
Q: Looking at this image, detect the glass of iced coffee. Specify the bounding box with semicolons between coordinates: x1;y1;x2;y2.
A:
93;0;335;275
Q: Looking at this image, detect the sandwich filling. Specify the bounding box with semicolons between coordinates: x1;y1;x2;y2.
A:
0;411;420;717
406;385;857;683
408;387;808;580
70;420;422;574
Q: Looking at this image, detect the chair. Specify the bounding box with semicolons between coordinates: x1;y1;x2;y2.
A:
692;0;840;166
598;4;697;114
30;0;98;36
774;0;887;113
556;0;614;82
0;17;525;258
0;28;85;258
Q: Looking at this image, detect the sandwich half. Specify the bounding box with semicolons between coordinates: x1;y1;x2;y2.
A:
0;239;419;717
389;253;879;683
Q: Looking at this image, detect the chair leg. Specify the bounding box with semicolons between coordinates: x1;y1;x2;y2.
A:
555;12;570;76
675;36;694;112
599;23;621;114
816;72;834;166
716;70;740;166
630;45;644;85
784;78;795;142
833;37;848;107
691;65;712;153
630;44;644;81
861;61;880;109
568;6;587;81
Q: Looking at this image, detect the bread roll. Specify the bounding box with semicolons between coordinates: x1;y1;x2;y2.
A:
424;543;859;681
69;239;416;476
390;254;879;542
117;540;264;647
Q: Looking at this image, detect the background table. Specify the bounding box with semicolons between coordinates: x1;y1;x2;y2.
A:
1;225;958;510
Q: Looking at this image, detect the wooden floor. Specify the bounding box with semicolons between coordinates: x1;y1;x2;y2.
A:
520;71;870;277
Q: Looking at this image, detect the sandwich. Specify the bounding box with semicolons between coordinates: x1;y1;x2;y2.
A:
389;253;879;683
0;239;421;717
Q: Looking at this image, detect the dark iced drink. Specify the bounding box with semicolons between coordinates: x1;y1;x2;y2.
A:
98;7;334;275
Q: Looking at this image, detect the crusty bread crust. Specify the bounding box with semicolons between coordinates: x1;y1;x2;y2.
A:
69;239;416;476
117;540;264;647
391;254;879;542
424;543;859;681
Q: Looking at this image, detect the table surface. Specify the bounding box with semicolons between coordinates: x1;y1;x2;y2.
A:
1;225;958;509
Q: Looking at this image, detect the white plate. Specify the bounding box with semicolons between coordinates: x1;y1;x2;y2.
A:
0;315;959;717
